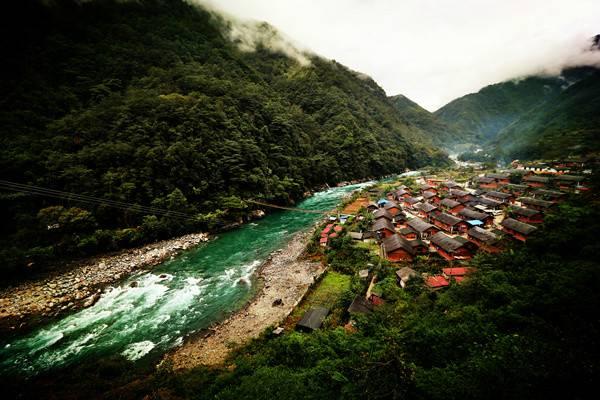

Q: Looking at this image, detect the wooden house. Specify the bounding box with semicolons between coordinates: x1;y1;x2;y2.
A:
501;184;529;197
382;234;414;262
430;212;469;234
486;173;510;185
426;177;445;186
395;189;411;200
410;238;429;255
517;197;554;212
422;190;440;204
448;189;472;203
476;176;497;189
483;191;514;204
366;201;379;212
393;211;408;226
458;208;494;227
467;227;501;253
415;202;438;221
402;197;420;209
406;217;439;239
373;208;393;221
383;201;402;216
509;206;543;224
382;234;416;262
426;275;449;289
371;218;396;239
419;184;437;194
533;189;565;202
347;296;373;314
523;175;551;188
439;198;465;215
554;174;584;190
500;218;537;242
442;267;475;283
399;226;417;240
475;197;503;210
440;181;462;191
430;232;474;261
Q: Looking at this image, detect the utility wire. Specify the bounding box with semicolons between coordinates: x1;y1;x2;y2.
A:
0;180;198;222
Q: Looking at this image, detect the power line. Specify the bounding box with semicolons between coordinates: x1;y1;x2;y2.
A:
246;199;328;214
0;180;191;217
0;180;198;222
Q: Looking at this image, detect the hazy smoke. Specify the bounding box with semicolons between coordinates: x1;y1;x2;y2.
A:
186;0;311;66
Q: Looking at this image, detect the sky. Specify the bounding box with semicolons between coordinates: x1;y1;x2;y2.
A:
199;0;600;111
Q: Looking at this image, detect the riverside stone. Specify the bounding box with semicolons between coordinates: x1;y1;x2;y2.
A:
0;232;209;334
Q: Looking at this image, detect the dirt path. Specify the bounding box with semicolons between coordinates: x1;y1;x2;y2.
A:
166;231;324;370
0;233;209;334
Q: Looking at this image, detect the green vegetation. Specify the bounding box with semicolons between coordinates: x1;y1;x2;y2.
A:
434;75;567;142
436;66;600;161
492;70;600;160
3;182;599;399
0;0;449;281
389;94;466;146
287;271;353;329
153;188;599;400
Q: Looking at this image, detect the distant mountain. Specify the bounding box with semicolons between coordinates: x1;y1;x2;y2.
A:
433;76;566;142
492;69;600;160
434;34;600;160
389;94;466;146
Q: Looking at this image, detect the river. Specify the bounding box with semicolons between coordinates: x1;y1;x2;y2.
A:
0;183;370;376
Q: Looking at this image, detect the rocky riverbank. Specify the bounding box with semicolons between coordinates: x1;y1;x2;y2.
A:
165;230;324;369
0;232;209;335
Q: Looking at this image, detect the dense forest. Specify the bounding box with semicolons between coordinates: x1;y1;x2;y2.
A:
0;0;448;280
431;63;600;160
389;94;466;146
492;69;600;160
4;178;598;400
433;75;566;142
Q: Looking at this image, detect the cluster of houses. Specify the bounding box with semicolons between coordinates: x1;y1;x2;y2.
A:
299;164;593;330
346;169;590;290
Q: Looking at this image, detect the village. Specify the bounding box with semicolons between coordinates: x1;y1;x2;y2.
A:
291;159;592;332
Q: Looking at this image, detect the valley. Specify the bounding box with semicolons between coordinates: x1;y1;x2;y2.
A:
0;1;599;399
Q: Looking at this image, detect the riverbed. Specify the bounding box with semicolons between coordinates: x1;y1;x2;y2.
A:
0;182;370;377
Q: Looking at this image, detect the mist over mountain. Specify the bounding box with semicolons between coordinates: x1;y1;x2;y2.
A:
492;68;600;160
424;35;600;159
0;0;448;273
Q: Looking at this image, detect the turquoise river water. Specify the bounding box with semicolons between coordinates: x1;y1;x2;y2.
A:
0;183;370;376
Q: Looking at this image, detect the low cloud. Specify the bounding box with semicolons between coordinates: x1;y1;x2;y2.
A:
197;0;600;111
187;0;311;66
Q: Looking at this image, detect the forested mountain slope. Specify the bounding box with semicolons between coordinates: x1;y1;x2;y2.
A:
433;76;566;142
0;0;448;277
389;94;466;146
492;69;600;160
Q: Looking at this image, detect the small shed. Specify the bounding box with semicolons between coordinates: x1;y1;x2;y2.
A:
347;296;374;314
296;307;330;332
396;267;418;288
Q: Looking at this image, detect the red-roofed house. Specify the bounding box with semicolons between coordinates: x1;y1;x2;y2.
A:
442;267;474;278
426;275;449;289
